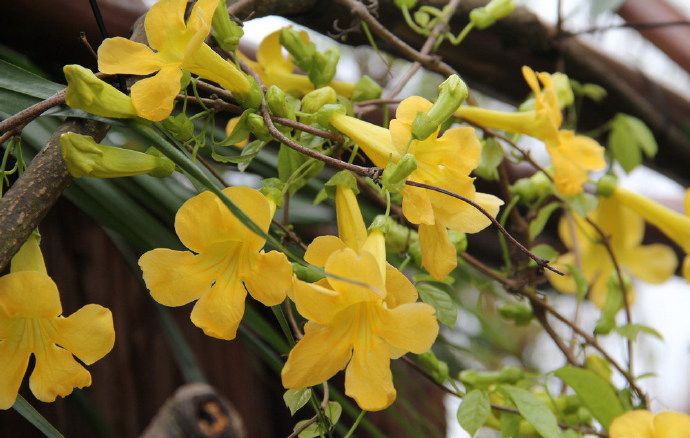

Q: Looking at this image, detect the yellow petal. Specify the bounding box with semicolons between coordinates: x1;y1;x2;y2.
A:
361;229;387;282
0;272;61;319
10;233;46;274
144;0;187;51
0;337;31;409
303;235;346;267
401;184;434;225
331;113;398;167
395;96;433;126
243;251;291;306
53;305;115;365
324;248;385;300
224;117;248;149
335;186;368;250
97;37;161;75
557;131;606;170
384;263;418;308
29;343;91;403
547;252;577;294
130;66;182;121
548;143;589;196
378;302;438;353
345;336;396;411
290;278;342;325
282;320;352;389
138;248;222;306
455;106;557;144
685;189;690;216
190;269;247;340
654;411;690;438
609;410;654;438
423;127;481;174
619;244;677;284
175;187;270;254
442;191;503;234
418;222;457;280
256;29;295;75
683;255;690;283
184;43;251;95
186;0;218;39
594;197;644;250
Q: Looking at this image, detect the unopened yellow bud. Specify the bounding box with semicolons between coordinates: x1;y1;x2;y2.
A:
60;132;175;179
63;65;137;118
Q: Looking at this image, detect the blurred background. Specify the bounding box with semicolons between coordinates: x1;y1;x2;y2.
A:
1;0;689;436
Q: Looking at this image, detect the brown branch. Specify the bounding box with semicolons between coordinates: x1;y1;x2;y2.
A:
0;90;66;137
560;20;690;39
405;180;564;275
534;306;579;366
271;117;344;144
0;119;109;271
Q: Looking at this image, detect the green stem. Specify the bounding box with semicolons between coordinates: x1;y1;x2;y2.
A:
343;410;367;438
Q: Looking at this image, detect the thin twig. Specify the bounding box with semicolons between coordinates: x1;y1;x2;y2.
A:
272;116;344;144
560;20;690;39
79;31;98;59
405;180;564;275
534;306;579;365
0;90;66;136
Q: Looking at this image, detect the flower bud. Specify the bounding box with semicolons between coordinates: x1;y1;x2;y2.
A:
469;0;515;30
266;85;294;119
381;153;417;194
411;74;468;140
212;0;244;52
498;302;533;326
351;75;383;102
292;263;326;282
246;113;271;140
596;174;618;197
511;171;553;203
373;215;418;254
260;177;285;208
309;47;340;89
238;76;263;109
302;87;338;114
60;132;175;179
417;351;449;383
63;65;137;118
316;103;347;128
280;27;315;72
459;366;524;388
161;113;194;142
394;0;417;9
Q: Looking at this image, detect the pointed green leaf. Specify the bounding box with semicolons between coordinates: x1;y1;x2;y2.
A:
417;283;458;326
457;389;491;436
502;385;561;438
284;388;312;416
555;366;624;429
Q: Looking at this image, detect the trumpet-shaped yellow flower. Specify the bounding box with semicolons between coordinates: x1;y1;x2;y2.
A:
611;187;690;283
455;66;605;195
283;186;439;411
238;28;354;97
610;410;690;438
139;186;292;340
547;196;677;307
0;236;115;409
97;0;253;121
330;96;503;279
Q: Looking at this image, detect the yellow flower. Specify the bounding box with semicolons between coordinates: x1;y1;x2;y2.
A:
0;236;115;409
330;96;503;279
238;28;354;97
282;185;439;411
455;66;605;195
610;409;690;438
63;65;137;119
97;0;253;121
224;117;248;149
547;196;677;307
138;186;292;340
611;187;690;283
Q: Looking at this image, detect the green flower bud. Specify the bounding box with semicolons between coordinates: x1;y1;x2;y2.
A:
323;170;359;198
316;105;347;131
302;86;337;114
511;171;553;203
373;215;418;254
498;302;534;326
596;174;618;197
280;27;316;72
246;113;271;140
411;74;468;140
414;10;431;27
63;64;137;118
469;0;515;30
352;75;383;102
292;263;326;282
417;352;450;383
60;132;175;179
161;113;194;142
238;76;263;109
266;85;294;119
212;0;244;52
261;178;286;208
381;153;417;194
394;0;417;9
310;47;340;89
459;366;524;388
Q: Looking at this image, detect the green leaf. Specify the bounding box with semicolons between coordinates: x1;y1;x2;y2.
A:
529;202;560;240
528;244;559;268
499;412;521;438
474;138;504;181
568;264;589;301
295;401;343;438
608;113;657;173
457;389;491;436
501;385;561;438
595;275;624;335
13;395;65;438
555;366;624;429
0;59;63;100
562;430;583;438
566;192;598;217
417;283;458;326
615;323;663;341
284;388;312;416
